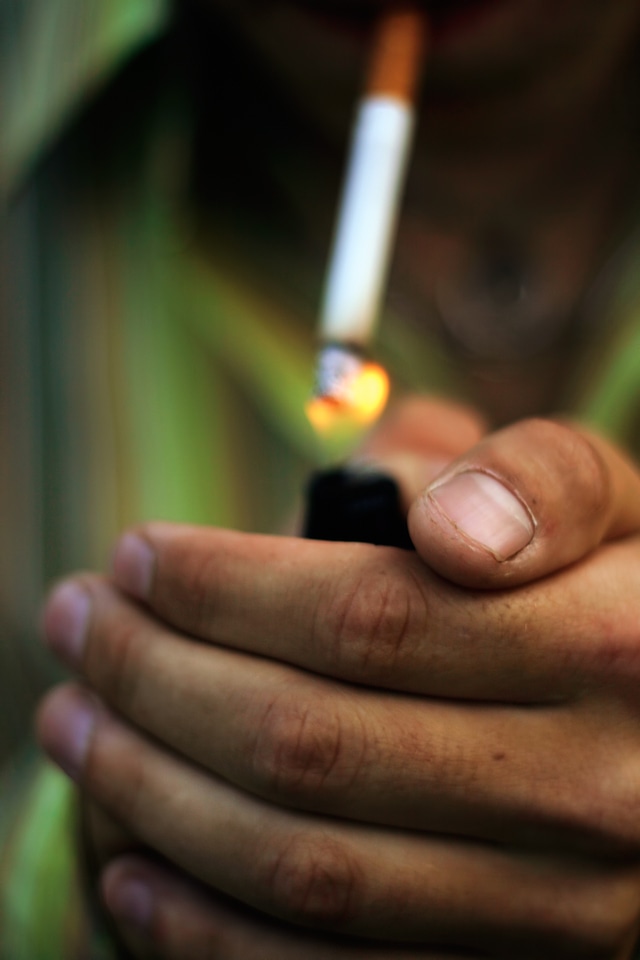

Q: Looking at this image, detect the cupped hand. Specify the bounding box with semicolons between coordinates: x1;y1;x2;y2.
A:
37;402;640;959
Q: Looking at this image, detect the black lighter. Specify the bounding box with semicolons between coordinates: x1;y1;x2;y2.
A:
303;467;415;550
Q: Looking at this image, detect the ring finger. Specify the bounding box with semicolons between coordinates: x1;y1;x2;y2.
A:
37;684;639;958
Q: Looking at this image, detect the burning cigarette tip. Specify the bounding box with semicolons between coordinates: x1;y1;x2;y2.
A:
307;344;390;433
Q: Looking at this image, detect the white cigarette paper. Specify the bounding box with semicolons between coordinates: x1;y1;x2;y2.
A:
320;96;415;345
318;8;426;350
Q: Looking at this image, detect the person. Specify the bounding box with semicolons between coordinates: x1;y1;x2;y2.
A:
3;0;640;956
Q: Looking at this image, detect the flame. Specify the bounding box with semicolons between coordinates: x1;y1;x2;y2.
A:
306;361;390;434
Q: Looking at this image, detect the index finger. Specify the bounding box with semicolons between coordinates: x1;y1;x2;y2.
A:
109;522;634;701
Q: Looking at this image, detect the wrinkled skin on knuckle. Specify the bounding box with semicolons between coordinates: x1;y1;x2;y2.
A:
251;691;364;802
260;832;361;928
322;556;428;680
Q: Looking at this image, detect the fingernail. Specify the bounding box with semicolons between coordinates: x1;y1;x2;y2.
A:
106;878;153;933
41;687;98;781
112;533;155;599
42;582;92;667
427;471;534;560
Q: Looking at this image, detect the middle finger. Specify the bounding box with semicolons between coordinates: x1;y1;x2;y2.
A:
38;682;639;959
44;578;638;855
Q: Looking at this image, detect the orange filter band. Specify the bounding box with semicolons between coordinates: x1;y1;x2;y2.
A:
366;7;428;102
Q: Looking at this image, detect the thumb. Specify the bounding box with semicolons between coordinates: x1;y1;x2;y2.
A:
408;417;640;589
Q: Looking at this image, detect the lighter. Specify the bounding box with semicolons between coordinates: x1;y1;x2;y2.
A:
303;466;414;549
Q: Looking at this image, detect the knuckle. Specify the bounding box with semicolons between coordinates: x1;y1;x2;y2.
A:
531;867;640;958
251;692;364;800
261;832;361;926
522;419;610;521
586;763;640;854
575;873;640;957
322;557;428;678
553;741;640;854
588;623;640;688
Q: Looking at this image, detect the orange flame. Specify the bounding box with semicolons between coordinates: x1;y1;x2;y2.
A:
306;361;390;434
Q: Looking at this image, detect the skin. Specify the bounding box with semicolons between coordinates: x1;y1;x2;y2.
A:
35;2;640;956
38;398;640;957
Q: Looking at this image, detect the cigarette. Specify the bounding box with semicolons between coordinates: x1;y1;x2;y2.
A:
308;7;427;430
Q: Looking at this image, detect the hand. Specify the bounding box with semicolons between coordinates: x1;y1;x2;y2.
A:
38;404;640;958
